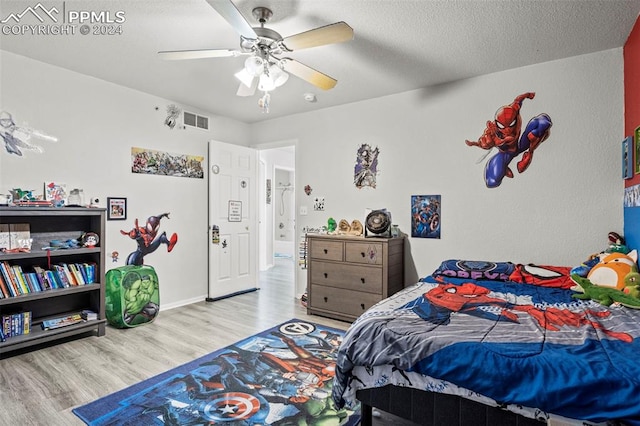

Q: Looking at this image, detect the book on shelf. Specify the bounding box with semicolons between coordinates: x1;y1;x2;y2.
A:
32;266;51;291
2;311;31;338
12;265;31;293
0;272;9;298
0;263;17;297
41;313;83;330
69;263;85;285
0;261;99;298
25;272;42;292
46;270;62;289
2;261;21;296
53;265;71;288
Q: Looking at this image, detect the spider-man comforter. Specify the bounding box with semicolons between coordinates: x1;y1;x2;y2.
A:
332;262;640;425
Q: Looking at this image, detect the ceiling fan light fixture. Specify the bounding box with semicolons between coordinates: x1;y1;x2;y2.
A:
234;68;254;88
258;73;276;92
244;56;264;76
268;64;289;87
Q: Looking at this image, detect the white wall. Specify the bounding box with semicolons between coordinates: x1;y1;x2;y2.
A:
0;51;250;309
250;49;624;294
0;48;625;306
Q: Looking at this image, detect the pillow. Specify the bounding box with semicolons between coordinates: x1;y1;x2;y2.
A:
432;259;516;281
509;263;574;289
431;259;574;288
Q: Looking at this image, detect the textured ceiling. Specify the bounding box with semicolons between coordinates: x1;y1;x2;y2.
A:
1;0;639;123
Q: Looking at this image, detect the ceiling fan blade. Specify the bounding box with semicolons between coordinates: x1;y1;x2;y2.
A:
205;0;257;39
158;48;238;60
283;58;337;90
236;78;258;97
282;22;353;51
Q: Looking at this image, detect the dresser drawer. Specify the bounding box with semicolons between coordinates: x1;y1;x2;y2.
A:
345;242;384;265
309;239;343;261
309;261;382;294
309;285;381;318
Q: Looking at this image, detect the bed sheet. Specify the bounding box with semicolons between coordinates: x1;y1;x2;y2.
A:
332;276;640;425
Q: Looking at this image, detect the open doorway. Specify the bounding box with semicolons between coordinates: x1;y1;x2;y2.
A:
258;145;296;282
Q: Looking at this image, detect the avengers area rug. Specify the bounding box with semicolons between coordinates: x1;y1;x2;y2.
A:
73;319;358;426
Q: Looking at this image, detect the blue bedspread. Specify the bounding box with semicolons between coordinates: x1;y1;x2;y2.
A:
332;273;640;425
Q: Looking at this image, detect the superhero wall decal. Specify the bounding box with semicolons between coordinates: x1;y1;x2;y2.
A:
465;92;552;188
120;213;178;265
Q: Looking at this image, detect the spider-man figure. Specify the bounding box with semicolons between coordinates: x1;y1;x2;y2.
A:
466;92;552;188
121;213;178;265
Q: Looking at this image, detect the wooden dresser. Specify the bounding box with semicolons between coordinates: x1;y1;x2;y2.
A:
306;234;404;322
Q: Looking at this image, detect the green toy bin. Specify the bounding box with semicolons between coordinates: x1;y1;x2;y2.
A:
105;265;159;328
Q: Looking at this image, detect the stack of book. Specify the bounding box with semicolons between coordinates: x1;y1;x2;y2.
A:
1;311;31;341
41;313;84;330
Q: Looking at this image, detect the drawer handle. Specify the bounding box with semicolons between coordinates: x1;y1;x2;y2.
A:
324;273;328;279
324;297;328;303
361;303;366;310
360;252;365;257
324;249;328;254
360;278;365;284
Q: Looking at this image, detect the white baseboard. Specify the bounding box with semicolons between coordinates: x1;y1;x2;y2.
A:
161;295;208;311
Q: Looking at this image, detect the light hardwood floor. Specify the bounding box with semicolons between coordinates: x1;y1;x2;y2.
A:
0;258;416;426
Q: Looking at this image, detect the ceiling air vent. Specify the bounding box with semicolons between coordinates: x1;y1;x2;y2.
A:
183;111;209;130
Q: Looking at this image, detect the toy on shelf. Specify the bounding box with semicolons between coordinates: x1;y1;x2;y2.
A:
332;219;364;236
327;217;337;233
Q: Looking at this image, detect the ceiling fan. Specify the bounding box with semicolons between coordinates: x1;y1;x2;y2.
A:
159;0;354;104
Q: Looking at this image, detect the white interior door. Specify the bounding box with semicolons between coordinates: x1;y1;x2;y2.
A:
208;141;258;300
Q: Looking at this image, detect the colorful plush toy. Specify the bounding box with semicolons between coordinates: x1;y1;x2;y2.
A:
587;250;638;290
570;232;631;278
606;231;630;254
571;274;640;308
570;248;640;309
623;272;640;299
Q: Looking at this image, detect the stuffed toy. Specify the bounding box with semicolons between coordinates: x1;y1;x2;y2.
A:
587;250;638;290
606;231;630;254
570;249;640;308
571;274;640;308
570;232;631;278
623;272;640;299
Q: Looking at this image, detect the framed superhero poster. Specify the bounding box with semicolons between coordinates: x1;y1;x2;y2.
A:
411;195;441;239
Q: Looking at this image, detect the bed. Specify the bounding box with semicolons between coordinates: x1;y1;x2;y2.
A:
331;259;640;426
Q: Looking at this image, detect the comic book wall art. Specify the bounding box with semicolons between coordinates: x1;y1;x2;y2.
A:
131;147;204;179
354;143;379;189
465;92;552;188
411;195;441;239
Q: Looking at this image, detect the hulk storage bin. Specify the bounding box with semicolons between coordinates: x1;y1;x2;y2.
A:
105;265;159;328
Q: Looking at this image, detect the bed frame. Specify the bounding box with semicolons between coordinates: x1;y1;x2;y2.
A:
356;386;545;426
